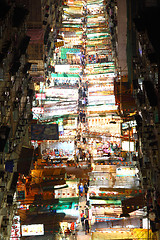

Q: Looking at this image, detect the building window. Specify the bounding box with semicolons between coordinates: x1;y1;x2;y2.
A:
0;68;3;81
31;64;38;72
0;26;2;38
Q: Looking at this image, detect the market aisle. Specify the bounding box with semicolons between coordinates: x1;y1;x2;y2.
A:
77;195;91;239
77;231;91;240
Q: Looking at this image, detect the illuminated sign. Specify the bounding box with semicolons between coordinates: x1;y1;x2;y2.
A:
122;121;137;130
116;167;136;177
44;88;78;100
90;199;121;205
122;141;135;152
87;105;118;112
88;95;115;106
32;107;44;114
10;216;21;238
55;64;81;73
88;85;114;96
54;41;64;47
55;64;70;72
35;93;46;100
21;224;44;236
17;190;25;200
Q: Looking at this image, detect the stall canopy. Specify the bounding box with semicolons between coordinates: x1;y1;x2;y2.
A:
27;29;44;43
121;193;145;216
31;124;59;140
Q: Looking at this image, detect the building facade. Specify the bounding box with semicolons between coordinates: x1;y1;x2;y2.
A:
0;0;34;239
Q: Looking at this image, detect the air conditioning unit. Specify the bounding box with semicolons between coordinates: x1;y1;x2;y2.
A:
2;217;9;226
3;228;8;237
0;207;7;215
145;162;152;169
142;177;148;186
0;225;8;235
141;169;147;178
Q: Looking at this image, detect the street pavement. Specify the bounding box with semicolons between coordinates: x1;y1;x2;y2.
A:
77;195;91;240
77;230;91;240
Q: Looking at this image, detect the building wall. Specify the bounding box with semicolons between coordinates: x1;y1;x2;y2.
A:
0;1;33;239
117;0;128;77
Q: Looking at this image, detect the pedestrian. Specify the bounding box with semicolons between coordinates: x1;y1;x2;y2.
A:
84;206;89;218
86;200;90;207
84;182;88;198
82;151;86;161
84;217;89;234
79;183;84;197
64;227;71;236
25;179;30;195
80;210;85;230
79;148;83;160
70;222;75;233
75;148;79;167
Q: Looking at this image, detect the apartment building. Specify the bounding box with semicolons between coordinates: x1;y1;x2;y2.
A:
0;1;33;239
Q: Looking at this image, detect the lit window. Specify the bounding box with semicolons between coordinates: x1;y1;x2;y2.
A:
31;64;38;72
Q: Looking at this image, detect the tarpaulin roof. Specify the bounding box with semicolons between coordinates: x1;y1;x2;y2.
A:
121;194;145;215
27;29;44;43
42;168;66;177
51;73;80;78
